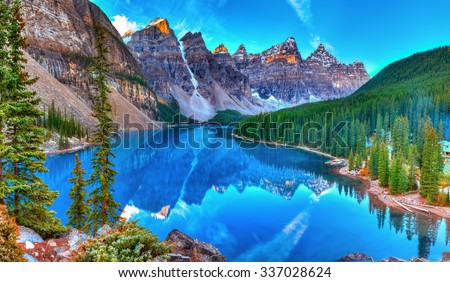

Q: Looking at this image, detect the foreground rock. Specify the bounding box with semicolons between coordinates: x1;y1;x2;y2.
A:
165;229;226;262
341;253;432;262
20;229;88;262
442;252;450;262
380;257;407;262
338;253;373;262
19;226;44;243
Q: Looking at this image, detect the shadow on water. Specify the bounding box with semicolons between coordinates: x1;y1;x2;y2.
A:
42;126;450;261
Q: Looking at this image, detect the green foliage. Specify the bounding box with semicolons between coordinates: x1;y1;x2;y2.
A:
114;71;148;87
209;110;246;125
87;25;120;233
156;99;192;124
408;145;419;191
369;144;379;180
39;100;89;145
73;221;171;262
0;204;25;262
389;154;408;195
67;155;90;232
378;143;390;187
392;116;410;158
348;149;355;171
1;0;65;239
420;125;442;203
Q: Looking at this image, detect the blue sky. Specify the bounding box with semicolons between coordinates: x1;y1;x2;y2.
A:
91;0;450;76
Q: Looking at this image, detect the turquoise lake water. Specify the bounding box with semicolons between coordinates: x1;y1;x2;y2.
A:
42;126;450;261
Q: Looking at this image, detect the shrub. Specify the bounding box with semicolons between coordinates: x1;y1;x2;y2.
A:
73;221;171;262
0;205;26;262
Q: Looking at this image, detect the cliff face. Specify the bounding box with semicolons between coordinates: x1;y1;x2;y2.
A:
22;0;158;123
233;40;371;103
127;19;261;122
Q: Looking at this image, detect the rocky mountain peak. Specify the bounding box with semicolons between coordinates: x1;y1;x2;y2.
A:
123;30;135;37
147;17;170;34
306;43;338;67
213;44;229;54
261;37;301;64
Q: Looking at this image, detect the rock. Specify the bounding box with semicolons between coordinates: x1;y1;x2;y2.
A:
22;0;158;126
47;240;57;247
442;252;450;262
96;225;113;237
24;254;39;262
233;39;370;103
167;253;191;262
55;251;72;262
60;228;88;250
127;19;263;122
165;229;226;262
410;257;430;262
338;253;373;262
19;226;44;243
380;257;407;262
25;241;35;250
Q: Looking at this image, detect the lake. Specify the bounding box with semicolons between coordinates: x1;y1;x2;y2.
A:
42;126;450;262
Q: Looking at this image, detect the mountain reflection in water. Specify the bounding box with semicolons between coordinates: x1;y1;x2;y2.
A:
42;126;450;261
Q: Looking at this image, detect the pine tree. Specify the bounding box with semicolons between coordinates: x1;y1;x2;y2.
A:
2;0;64;238
348;149;355;171
390;154;408;195
408;145;418;191
420;125;442;203
67;154;89;232
378;143;390;187
0;0;10;205
88;25;120;233
369;144;379;180
356;153;362;169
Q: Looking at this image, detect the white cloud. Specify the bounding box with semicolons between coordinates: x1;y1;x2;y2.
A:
111;15;138;36
309;35;335;52
286;0;312;28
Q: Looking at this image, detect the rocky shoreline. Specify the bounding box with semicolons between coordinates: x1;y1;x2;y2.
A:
338;166;450;219
19;226;225;262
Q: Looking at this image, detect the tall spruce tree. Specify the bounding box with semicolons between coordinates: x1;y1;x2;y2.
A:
2;0;64;238
0;0;9;205
369;144;379;180
408;145;419;191
378;143;390;187
390;154;408;195
420;125;442;203
67;154;89;232
348;149;355;171
88;24;120;233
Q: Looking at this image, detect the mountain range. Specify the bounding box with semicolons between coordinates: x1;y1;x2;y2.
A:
22;0;370;124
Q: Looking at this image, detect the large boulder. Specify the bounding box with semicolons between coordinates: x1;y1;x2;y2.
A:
165;229;226;262
19;226;43;243
60;228;88;250
410;257;430;262
380;257;407;262
338;253;373;262
442;252;450;262
96;225;112;237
